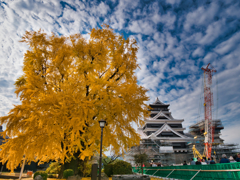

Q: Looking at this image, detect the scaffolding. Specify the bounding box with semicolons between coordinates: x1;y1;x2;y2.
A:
188;119;239;161
124;139;176;166
189;119;224;144
212;143;240;161
140;139;176;166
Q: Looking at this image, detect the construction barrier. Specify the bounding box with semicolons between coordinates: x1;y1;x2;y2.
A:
132;162;240;180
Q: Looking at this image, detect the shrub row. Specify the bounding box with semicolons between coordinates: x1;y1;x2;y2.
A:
34;161;132;179
104;160;132;177
63;169;74;178
33;171;48;180
34;169;73;180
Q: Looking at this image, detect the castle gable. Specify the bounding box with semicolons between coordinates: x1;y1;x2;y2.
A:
152;111;172;120
149;123;188;139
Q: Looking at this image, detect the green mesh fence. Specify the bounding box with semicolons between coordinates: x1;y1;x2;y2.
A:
132;162;240;180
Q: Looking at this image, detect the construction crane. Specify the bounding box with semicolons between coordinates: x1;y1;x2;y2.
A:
192;145;203;159
192;136;205;159
201;63;216;159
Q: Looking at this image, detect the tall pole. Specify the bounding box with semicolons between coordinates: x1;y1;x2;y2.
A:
99;127;103;180
19;157;26;180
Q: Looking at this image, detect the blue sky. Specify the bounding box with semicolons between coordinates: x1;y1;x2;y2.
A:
0;0;240;145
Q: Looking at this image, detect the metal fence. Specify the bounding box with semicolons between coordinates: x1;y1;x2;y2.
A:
133;162;240;180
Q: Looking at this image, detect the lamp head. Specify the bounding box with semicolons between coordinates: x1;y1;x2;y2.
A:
99;120;106;128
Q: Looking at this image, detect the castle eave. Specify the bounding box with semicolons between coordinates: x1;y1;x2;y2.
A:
145;119;184;123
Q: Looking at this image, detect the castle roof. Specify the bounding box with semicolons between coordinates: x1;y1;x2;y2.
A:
150;97;170;106
137;123;190;140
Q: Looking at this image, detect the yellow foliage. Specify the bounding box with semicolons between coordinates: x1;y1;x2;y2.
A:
0;25;149;171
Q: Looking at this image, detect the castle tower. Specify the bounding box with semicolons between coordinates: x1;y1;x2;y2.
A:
136;98;192;165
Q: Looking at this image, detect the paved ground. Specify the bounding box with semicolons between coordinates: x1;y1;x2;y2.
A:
0;175;30;179
0;175;163;180
0;177;163;180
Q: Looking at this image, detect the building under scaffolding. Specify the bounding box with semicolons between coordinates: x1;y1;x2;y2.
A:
212;143;240;161
124;140;176;166
188;120;239;161
189;119;224;144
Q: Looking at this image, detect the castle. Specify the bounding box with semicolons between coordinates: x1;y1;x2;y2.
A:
124;98;192;165
124;98;239;165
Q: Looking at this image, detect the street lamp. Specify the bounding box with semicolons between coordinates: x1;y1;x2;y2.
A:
98;119;106;180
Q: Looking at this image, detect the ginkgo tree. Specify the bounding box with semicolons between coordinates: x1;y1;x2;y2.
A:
0;25;149;174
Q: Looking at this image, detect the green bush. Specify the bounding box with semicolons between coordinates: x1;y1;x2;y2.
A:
63;169;74;179
104;163;114;177
33;171;48;180
46;162;61;174
112;161;132;175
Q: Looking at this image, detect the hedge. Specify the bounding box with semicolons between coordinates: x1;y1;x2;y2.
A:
33;171;48;180
63;169;74;179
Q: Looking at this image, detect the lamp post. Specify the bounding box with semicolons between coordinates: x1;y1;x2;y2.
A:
98;120;106;180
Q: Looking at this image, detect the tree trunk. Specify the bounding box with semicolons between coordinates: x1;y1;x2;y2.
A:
58;155;81;178
58;154;89;178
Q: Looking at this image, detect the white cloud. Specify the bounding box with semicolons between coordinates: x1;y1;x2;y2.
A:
135;64;150;81
153;59;170;73
159;12;176;30
140;74;161;91
169;80;202;128
203;52;218;64
146;40;165;57
109;0;140;30
214;64;240;107
182;32;203;44
147;31;180;58
199;19;226;45
224;3;240;18
218;46;240;69
151;13;161;24
214;32;240;55
128;20;155;35
93;2;110;16
221;123;240;145
171;44;187;61
192;47;204;57
184;2;219;31
166;0;181;6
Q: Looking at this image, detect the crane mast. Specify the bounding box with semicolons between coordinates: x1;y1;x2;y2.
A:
201;63;216;159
